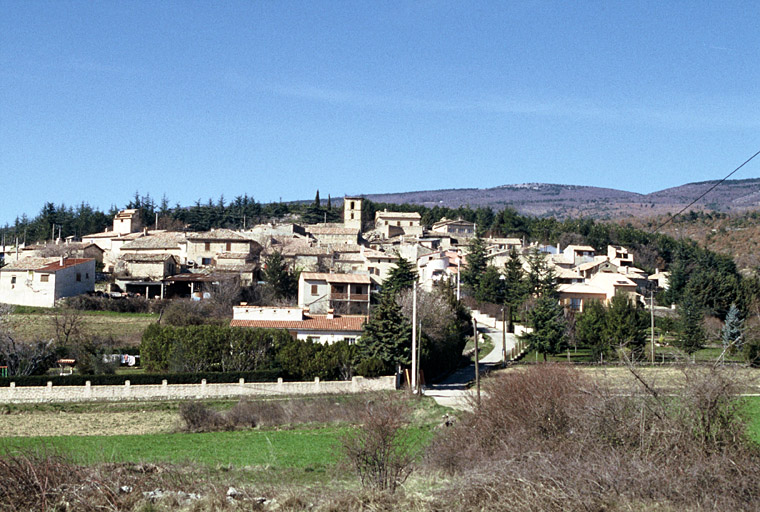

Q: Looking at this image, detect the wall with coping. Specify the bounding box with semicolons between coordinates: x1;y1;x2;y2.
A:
0;376;396;404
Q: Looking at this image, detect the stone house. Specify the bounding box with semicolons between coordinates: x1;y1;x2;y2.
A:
298;272;371;315
0;257;95;308
374;210;423;238
185;229;261;268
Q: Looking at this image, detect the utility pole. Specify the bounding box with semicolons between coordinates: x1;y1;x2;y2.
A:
473;318;480;407
416;318;422;395
411;281;417;393
650;288;655;364
501;307;507;364
155;213;158;230
456;256;461;301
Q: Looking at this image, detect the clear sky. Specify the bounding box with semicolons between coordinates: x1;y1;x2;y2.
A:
1;1;758;225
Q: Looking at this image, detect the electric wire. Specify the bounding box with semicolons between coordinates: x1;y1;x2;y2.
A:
653;149;760;233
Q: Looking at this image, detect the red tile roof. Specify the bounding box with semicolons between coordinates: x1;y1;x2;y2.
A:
38;258;93;272
231;315;366;332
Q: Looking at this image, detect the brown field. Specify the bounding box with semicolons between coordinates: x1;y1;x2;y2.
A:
0;410;178;437
9;312;156;346
497;364;760;394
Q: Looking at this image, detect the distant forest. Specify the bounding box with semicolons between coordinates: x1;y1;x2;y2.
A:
2;191;758;317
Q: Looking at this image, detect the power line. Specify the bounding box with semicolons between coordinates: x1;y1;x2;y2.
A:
653;149;760;234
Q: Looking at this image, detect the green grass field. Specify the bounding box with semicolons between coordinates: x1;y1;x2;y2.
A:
744;395;760;444
1;427;347;468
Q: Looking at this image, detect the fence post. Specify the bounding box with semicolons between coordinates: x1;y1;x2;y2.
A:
85;380;91;399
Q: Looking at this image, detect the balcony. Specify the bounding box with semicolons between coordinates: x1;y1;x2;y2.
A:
330;293;369;302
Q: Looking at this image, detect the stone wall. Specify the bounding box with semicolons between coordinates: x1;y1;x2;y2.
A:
0;376;396;404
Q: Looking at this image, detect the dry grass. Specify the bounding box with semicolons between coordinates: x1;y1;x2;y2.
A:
10;312;155;346
0;410;178;437
424;364;760;511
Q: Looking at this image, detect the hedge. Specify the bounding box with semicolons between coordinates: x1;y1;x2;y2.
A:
0;369;281;387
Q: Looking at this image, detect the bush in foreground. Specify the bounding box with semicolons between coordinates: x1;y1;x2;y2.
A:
425;364;760;511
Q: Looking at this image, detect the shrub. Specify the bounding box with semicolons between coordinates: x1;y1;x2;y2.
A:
179;401;231;432
355;357;388;378
341;395;418;493
425;365;760;511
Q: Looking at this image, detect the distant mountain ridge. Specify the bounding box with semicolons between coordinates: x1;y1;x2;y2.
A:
357;178;760;219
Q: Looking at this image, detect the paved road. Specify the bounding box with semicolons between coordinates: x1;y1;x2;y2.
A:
422;319;518;410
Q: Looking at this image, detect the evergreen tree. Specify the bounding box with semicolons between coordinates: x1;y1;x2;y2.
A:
574;299;609;361
357;292;412;374
521;294;568;361
461;235;488;293
313;190;320;207
503;247;528;322
475;265;504;304
604;292;647;357
525;247;549;296
383;256;418;297
262;251;298;300
721;303;744;354
675;292;705;355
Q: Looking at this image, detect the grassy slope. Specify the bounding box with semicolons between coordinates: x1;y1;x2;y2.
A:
10;310;156;346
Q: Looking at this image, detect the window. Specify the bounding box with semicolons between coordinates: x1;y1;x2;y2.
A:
311;284;318;295
570;298;582;311
76;273;81;282
85;273;89;279
226;242;231;251
40;274;49;283
350;201;355;209
204;242;211;251
201;257;212;266
10;276;16;284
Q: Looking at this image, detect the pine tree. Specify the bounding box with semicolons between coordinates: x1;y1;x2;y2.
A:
263;251;298;300
604;292;647;357
675;292;705;355
521;294;568;361
357;292;413;373
575;299;609;361
475;265;504;304
721;303;744;353
503;247;528;322
383;256;418;297
314;190;320;207
461;235;488;292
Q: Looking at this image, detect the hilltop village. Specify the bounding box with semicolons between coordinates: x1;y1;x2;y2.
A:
0;197;668;341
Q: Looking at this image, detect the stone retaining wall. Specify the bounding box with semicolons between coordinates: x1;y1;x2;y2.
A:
0;376;396;404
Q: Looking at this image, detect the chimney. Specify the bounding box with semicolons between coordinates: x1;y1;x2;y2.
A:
326;308;335;319
59;256;64;266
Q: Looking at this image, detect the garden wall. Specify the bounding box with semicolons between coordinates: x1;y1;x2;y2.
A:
0;375;396;403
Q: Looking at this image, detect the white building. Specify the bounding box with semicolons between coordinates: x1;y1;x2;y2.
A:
231;305;366;345
0;257;96;308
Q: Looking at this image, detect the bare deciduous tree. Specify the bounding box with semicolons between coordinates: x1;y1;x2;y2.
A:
397;287;455;343
0;304;57;376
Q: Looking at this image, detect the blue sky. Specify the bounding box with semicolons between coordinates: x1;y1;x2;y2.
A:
1;1;758;225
